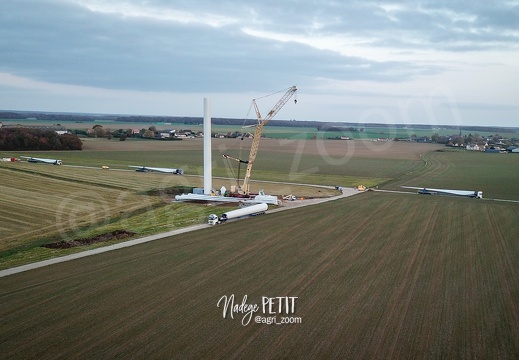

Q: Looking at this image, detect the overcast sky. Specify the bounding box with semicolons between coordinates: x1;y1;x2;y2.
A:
1;0;518;127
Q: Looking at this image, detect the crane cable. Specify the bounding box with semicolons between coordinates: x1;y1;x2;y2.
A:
224;86;297;188
223;125;247;187
253;86;294;101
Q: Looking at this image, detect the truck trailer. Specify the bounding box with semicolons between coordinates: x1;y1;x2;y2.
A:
208;203;268;225
402;186;483;199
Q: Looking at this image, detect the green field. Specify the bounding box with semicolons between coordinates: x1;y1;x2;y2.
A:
255;125;505;140
141;124;518;141
1;137;431;184
385;149;519;200
1;193;518;358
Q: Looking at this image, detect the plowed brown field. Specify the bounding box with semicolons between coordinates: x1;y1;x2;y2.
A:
1;192;518;359
81;137;440;160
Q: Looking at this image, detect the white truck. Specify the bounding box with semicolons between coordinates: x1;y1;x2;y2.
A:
208;203;268;225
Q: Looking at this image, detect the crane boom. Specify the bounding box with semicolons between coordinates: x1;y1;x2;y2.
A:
240;85;297;194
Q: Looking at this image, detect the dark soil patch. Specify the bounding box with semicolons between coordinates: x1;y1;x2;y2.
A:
142;186;194;196
42;230;136;249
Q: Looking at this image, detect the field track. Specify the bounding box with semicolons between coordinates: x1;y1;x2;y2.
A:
1;192;518;359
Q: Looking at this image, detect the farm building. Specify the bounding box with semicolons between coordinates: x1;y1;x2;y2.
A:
484;147;501;153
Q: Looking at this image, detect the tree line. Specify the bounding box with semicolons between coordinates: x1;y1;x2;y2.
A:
0;128;83;151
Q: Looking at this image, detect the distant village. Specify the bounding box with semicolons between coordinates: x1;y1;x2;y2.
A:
81;125;254;141
1;120;518;153
388;131;519;153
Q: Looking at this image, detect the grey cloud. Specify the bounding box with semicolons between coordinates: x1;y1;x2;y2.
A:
0;0;517;129
1;0;445;93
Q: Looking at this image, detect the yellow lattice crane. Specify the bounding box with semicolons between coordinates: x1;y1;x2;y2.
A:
230;85;297;195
